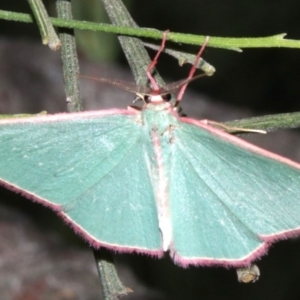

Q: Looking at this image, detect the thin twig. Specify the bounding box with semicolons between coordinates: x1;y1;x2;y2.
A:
102;0;165;86
1;10;300;51
56;0;81;112
27;0;61;50
225;111;300;133
143;42;215;76
94;249;132;300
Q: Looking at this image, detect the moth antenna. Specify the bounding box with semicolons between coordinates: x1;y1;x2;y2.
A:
176;36;210;103
146;30;170;91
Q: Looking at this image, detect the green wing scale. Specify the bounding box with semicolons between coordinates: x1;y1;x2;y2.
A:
0;111;162;255
169;119;300;266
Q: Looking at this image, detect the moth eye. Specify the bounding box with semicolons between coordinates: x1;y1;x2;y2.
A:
162;93;172;102
144;95;151;103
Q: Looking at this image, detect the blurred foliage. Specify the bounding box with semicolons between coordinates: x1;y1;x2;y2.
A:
67;0;120;62
49;0;125;62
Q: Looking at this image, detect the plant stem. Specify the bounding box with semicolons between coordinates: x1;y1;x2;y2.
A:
94;249;132;300
56;1;130;298
102;0;165;86
143;42;215;76
96;1;148;298
1;9;300;51
27;0;61;50
56;0;81;112
0;111;47;119
225;111;300;132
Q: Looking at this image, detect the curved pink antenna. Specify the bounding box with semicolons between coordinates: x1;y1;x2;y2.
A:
80;32;210;103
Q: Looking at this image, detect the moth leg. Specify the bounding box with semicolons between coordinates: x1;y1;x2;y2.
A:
176;36;210;103
146;30;169;90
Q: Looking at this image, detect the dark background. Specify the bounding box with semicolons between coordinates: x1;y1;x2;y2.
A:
2;0;300;114
0;1;300;299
